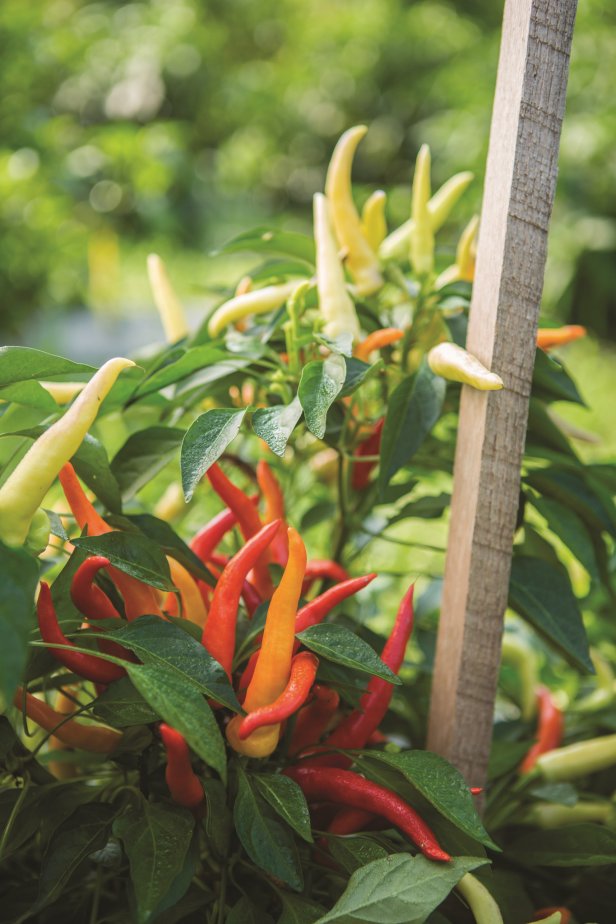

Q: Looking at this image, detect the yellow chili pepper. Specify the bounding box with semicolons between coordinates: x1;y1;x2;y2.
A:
324;126;383;296
409;144;434;277
226;527;306;757
360;190;387;252
535;734;616;782
427;343;503;391
147;254;189;343
313;193;361;342
456;873;504;924
39;382;86;405
0;356;134;549
379;170;474;261
435;215;479;289
524;800;613;829
208;280;303;338
165;558;208;628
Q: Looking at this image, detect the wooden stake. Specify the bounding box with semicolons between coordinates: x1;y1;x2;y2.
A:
426;0;577;785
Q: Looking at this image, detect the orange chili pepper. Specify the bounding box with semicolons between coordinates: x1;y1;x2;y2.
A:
355;328;404;362
256;460;288;565
13;687;121;754
227;528;306;757
536;325;586;351
520;685;564;774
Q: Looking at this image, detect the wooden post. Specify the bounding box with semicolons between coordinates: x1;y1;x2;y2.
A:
426;0;577;785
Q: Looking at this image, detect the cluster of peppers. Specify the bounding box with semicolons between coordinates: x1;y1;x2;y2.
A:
16;451;457;864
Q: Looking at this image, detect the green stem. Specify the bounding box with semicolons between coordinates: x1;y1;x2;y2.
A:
0;775;30;860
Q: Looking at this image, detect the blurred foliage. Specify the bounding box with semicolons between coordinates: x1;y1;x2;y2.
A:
0;0;615;331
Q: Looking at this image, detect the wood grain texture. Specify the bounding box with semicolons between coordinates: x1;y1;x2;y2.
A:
426;0;577;785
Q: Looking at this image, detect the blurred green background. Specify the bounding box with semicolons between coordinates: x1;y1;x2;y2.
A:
1;0;614;419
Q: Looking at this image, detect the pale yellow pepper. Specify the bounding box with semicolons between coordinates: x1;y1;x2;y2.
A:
427;343;503;391
313;193;361;342
147;254;190;343
409;144;435;277
208;280;303;338
435;215;479;289
325;126;383;296
360;190;387;252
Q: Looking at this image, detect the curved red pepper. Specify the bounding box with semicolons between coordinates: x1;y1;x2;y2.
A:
304;584;414;768
201;521;280;678
37;582;125;684
285;766;450;863
289;686;340;756
238;652;318;739
256;460;288;565
327;807;376;835
351;417;384;491
520;685;564;774
71;556;121;621
301;559;350;597
207;464;273;598
159;724;204;809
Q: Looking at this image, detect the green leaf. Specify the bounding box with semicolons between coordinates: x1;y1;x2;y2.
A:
107;615;240;712
35;804;116;913
73;433;123;514
93;677;159;727
215;227;315;264
526;468;616;538
0;380;59;412
509;556;593;672
114;801;194;924
296;624;400;683
315;854;487;923
278;895;326;923
507;824;616;867
529;782;578;806
253;773;313;843
133;346;237;397
73;532;174;592
362;751;497;850
227;896;274;924
0;543;39;711
252;396;303;456
340;358;384;398
532;349;585;405
122;514;211;582
0;346;94;387
126;662;226;782
379;363;446;495
389;493;450;524
181;408;246;501
202;778;232;859
299;356;346;439
327;836;388;875
234;767;303;891
527;494;598;579
111;427;184;501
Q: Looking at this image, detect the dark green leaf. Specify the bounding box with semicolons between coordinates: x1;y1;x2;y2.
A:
127;662;226;781
532;349;585;405
108;615;240;712
340;358;384;398
509;556;593;672
315;855;487;923
93;677;159;727
227;896;274;924
278;894;326;923
215;227;315;264
298;356;346;439
73;532;174;592
526;398;578;459
202;778;232;859
121;514;211;582
252;396;303;456
36;804;116;912
379;363;446;495
507;824;616;867
362;751;497;849
234;767;303;891
133;346;237;397
114;801;194;924
0;543;39;711
0;346;94;387
111;427;184;501
181;408;246;501
327;836;388;875
73;433;122;513
253;773;313;843
527;494;598;579
297;624;400;683
389;493;450;524
529;782;578;806
526;469;616;538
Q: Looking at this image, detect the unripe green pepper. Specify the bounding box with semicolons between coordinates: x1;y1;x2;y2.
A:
535;734;616;782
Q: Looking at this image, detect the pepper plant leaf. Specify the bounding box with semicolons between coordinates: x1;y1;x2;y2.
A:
298;355;346;439
252;396;303;456
0;346;94;386
378;362;446;496
252;773;313;843
181;408;246;501
111;427;184;501
506;824;616;867
532;348;585;405
73;532;174;592
296;624;401;683
215;226;315;264
0;542;39;712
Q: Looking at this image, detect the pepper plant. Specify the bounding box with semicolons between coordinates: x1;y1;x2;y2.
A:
1;125;615;924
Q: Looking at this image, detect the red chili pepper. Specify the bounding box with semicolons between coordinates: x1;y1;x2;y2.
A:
520;685;564;774
301;560;350;596
159;723;204;809
190;507;238;563
238;652;318;739
289;685;341;756
305;584;414;768
60;463;165;621
208;552;261;617
351;418;384;490
207;464;273;598
70;556;135;664
37;582;125;684
284;766;450;862
201;521;280;679
238;573;376;693
256;460;288;565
